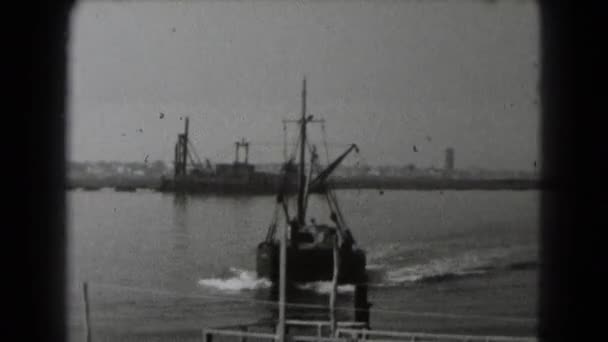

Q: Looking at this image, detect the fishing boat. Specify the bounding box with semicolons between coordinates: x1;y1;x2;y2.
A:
256;79;367;284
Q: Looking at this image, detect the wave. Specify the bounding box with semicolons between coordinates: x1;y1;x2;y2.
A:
197;254;538;292
409;259;538;284
197;268;354;295
198;267;271;292
414;270;487;284
365;247;538;287
504;260;539;271
367;242;426;265
296;282;355;294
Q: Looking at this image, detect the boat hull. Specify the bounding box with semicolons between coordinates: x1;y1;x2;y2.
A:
256;241;366;284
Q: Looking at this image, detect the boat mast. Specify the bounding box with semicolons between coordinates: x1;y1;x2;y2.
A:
297;78;307;225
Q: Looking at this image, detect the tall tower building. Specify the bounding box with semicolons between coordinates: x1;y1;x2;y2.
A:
445;148;455;171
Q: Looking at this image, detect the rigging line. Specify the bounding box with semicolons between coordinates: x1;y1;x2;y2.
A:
320;121;331;165
305;140;321;164
326;185;349;229
302;148;315;216
186;150;199;169
326;188;348;232
304;148;325;215
305;140;329;180
265;203;281;242
283;121;288;162
310;148;325;181
329;192;348;237
83;281;536;323
324;190;345;238
287;129;302;163
187;140;204;167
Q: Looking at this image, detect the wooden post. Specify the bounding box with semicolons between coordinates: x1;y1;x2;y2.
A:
329;234;339;336
184;117;189;172
354;275;370;329
240;326;247;342
283;122;288;162
82;282;92;342
297;78;307;225
277;222;288;342
235;141;240;163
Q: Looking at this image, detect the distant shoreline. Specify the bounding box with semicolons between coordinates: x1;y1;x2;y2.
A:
327;177;542;190
67;176;544;191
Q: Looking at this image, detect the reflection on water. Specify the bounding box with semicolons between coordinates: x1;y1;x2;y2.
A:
169;194;190;280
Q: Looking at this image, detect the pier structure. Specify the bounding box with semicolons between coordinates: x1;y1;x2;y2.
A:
174;117;190;178
235;138;250;164
160;116;295;194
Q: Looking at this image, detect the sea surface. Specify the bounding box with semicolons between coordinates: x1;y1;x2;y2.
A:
67;189;539;341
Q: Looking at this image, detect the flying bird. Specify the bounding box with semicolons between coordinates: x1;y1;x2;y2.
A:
137;128;143;133
159;112;165;119
144;155;149;163
426;135;432;142
413;145;418;152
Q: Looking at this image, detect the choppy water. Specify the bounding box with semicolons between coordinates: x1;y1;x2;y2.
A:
67;189;538;340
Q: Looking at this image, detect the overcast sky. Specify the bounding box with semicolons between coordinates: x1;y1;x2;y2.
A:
68;0;539;170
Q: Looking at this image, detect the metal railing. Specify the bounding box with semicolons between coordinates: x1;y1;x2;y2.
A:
202;320;363;342
336;328;537;342
203;328;277;342
201;327;350;342
286;320;367;340
203;321;537;342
